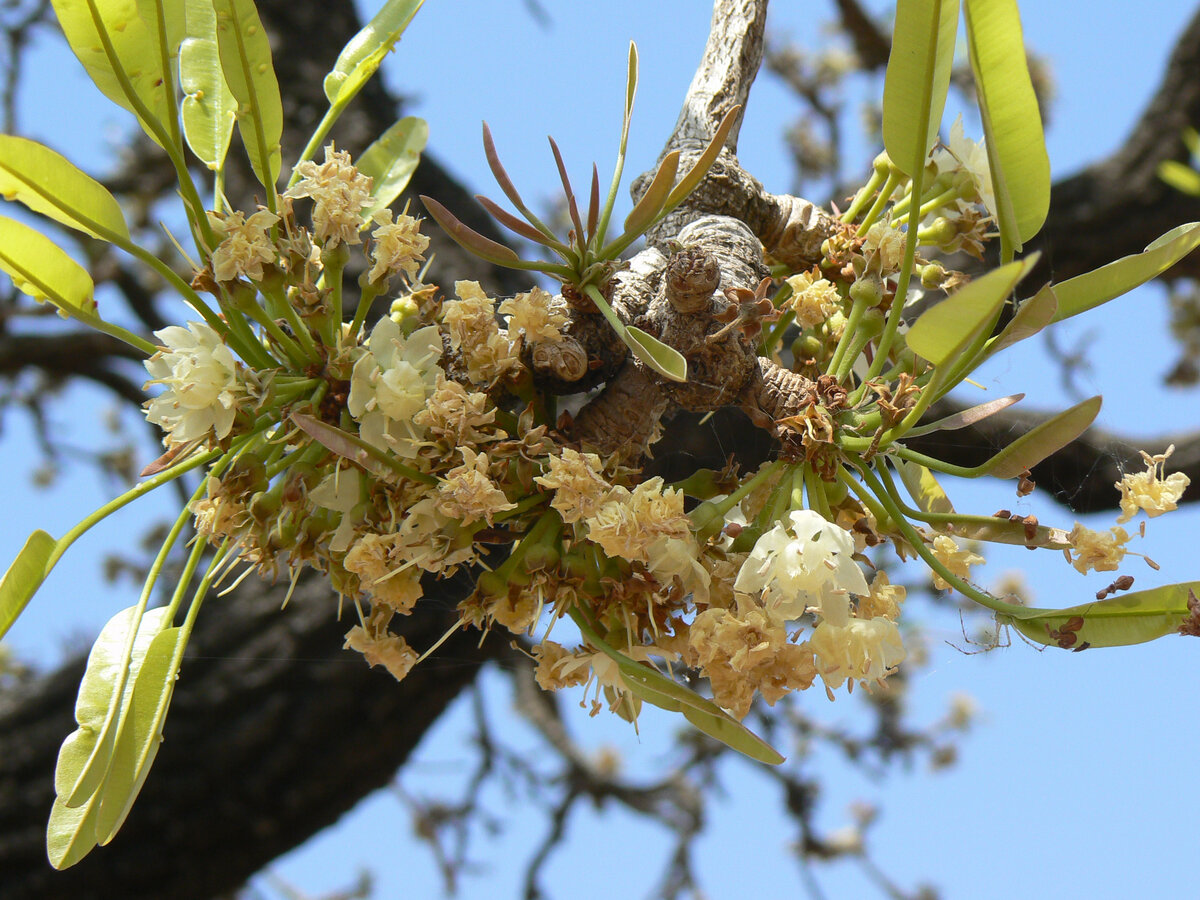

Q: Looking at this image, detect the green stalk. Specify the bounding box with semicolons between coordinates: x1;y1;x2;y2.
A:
855;170;904;234
346;282;381;345
862;183;923;385
857;462;1020;616
841;165;888;224
826;291;871;380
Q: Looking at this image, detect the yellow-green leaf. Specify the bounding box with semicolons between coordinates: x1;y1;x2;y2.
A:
625;326;687;383
180;0;237;170
896;459;955;515
60;605;173;807
47;793;102;870
1051;222;1200;322
1001;581;1199;648
0;135;130;241
323;0;423;108
1158;159;1200;196
95;625;185;844
358;116;428;220
0;529;57;641
954;517;1070;550
213;0;283;193
662;106;740;210
973;395;1101;478
904;393;1024;437
0;216;100;323
963;0;1050;257
51;0;177;149
882;0;960;179
906;255;1036;366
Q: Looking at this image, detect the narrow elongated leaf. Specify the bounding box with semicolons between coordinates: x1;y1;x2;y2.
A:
95;625;186;843
896;460;955;514
0;216;100;322
0;135;130;241
58;605;173;807
47;793;102;870
1051;222;1200;322
963;0;1050;254
323;0;423;107
982;283;1057;360
357;116;428;220
905;393;1024;437
419;195;553;271
663;107;740;210
955;517;1070;549
481;122;557;240
973;395;1101;478
548;136;585;246
882;0;960;178
290;412;434;486
0;529;57;640
623;150;679;236
213;0;283;192
906;255;1036;366
1001;581;1199;648
476;194;562;247
51;0;175;149
180;0;237;170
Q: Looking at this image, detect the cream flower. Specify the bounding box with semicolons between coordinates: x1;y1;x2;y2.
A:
583;477;691;564
344;532;425;614
934;115;995;215
1066;523;1130;574
208;208;280;282
143;322;241;444
862;221;906;273
808;617;906;691
1115;445;1190;523
929;534;985;591
347;317;443;456
285;144;373;247
733;509;869;625
367;209;429;283
785;269;842;329
442;281;519;383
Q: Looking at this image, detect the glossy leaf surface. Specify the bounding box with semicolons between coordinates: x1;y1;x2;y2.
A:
0;216;99;322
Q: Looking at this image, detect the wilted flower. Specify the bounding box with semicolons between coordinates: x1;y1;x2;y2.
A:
367;209;429;284
208;208;280;282
808;616;906;691
143;322;242;444
1066;523;1130;574
285;144;373;247
929;534;985;591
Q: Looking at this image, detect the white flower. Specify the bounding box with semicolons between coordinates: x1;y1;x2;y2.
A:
143;322;241;444
733;509;869;625
934;115;995;215
347;317;443;457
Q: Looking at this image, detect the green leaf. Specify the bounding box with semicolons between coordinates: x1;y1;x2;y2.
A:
1000;581;1199;648
954;517;1070;550
50;0;177;150
476;194;565;247
972;395;1101;478
570;609;784;765
0;135;130;241
0;529;57;641
47;793;102;870
94;625;186;844
323;0;423;108
963;0;1050;256
180;0;237;171
1158;159;1200;196
982;282;1057;360
213;0;283;193
623;150;679;237
882;0;960;179
419;194;556;272
358;116;428;220
896;459;955;514
659;106;740;214
56;605;173;809
625;326;688;383
1051;222;1200;322
906;255;1037;366
0;216;100;323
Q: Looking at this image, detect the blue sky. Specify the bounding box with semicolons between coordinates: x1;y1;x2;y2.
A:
3;1;1199;898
